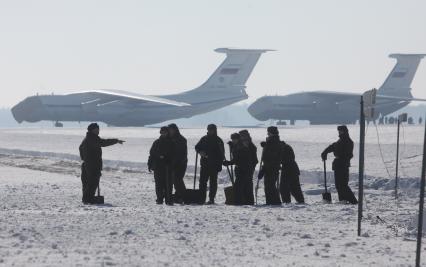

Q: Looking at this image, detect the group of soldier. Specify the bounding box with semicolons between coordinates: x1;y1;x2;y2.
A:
79;122;358;206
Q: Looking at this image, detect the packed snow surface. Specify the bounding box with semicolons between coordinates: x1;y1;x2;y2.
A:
0;125;425;266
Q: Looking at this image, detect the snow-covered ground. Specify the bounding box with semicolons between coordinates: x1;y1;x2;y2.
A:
0;125;424;266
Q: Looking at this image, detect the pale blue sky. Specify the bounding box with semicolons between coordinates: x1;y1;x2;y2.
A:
1;0;425;107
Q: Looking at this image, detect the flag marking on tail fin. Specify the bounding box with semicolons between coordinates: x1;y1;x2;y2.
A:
392;71;407;78
220;68;240;75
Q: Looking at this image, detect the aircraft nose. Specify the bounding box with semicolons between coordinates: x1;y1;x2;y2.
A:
11;101;25;123
11;96;44;123
248;97;271;121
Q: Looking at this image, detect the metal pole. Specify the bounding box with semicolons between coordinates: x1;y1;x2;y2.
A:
415;118;426;267
395;118;401;199
358;96;365;237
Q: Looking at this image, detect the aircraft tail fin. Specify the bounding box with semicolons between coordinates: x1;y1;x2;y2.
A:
200;48;272;89
378;54;426;97
175;48;271;104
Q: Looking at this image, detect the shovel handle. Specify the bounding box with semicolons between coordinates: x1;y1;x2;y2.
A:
228;143;234;181
226;165;234;186
323;160;328;192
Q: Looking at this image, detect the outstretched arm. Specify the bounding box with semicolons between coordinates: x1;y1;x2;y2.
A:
100;138;125;147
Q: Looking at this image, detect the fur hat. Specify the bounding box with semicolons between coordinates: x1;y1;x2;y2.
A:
207;124;217;131
239;129;249;137
267;126;279;135
87;123;99;132
337;125;348;133
168;123;179;132
230;133;241;140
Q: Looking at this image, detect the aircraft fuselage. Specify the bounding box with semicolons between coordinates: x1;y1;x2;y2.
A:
248;92;410;125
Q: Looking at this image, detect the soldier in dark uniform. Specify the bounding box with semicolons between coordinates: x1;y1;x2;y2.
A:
223;133;251;205
168;123;187;203
195;124;225;204
148;127;174;205
259;126;282;205
79;123;124;204
321;125;358;204
280;140;304;203
239;129;258;205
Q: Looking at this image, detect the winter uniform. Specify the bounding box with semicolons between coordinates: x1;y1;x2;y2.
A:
79;126;120;204
224;134;251;205
148;133;174;205
245;141;258;205
321;125;358;204
195;125;225;203
239;130;258;205
260;127;282;205
169;124;188;203
279;141;304;203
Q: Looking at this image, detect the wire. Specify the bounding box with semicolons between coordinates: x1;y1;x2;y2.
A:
373;122;393;179
371;122;404;236
362;122;422;237
399;122;409;178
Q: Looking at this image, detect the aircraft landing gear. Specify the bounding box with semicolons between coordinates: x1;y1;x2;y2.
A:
54;121;63;127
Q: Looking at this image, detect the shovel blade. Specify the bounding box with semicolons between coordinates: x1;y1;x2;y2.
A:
92;195;104;204
322;192;332;203
183;189;204;204
224;186;235;205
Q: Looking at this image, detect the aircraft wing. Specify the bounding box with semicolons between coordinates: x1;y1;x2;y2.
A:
66;89;191;107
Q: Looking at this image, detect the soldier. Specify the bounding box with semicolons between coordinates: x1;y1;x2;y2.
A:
79;123;124;204
148;127;174;205
239;129;258;205
168;123;187;204
195;124;225;204
321;125;358;204
223;133;251;205
259;126;282;205
279;140;304;204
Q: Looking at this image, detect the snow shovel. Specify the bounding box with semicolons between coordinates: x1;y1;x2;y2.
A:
183;153;204;204
322;160;332;203
93;185;104;204
224;164;235;205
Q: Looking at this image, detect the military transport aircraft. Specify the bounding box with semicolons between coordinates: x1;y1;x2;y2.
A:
248;54;426;125
12;48;270;126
